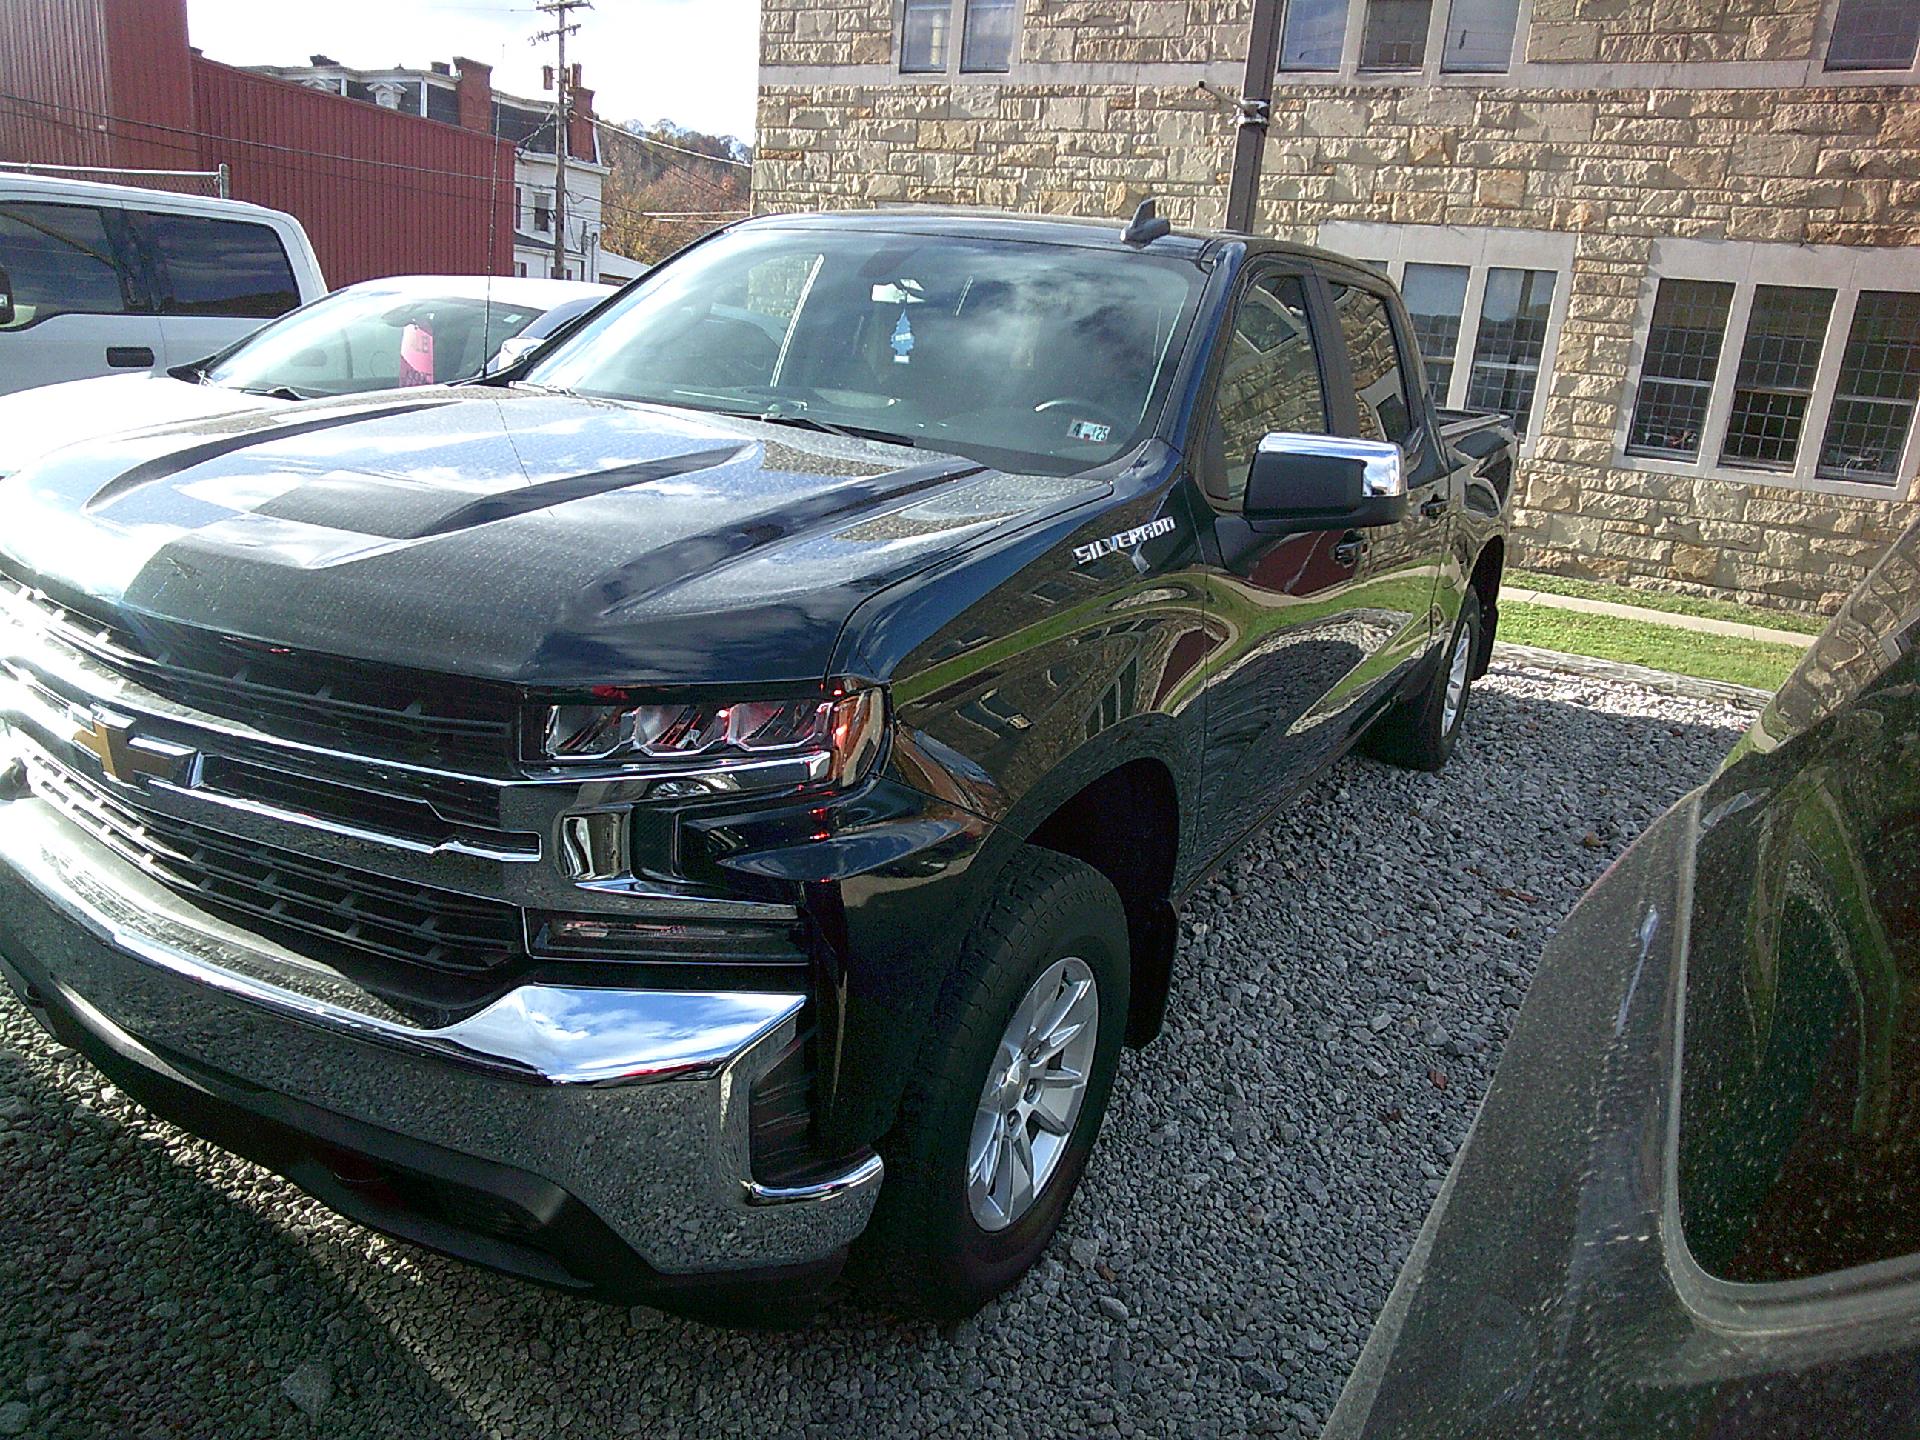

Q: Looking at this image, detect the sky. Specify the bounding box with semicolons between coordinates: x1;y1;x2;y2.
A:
185;0;761;140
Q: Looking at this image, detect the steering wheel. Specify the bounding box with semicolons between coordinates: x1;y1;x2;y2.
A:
1033;397;1127;438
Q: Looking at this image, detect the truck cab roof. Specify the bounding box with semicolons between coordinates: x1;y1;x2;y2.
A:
734;205;1378;279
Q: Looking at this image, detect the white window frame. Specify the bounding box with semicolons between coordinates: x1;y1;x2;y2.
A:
1318;221;1575;458
1279;0;1531;82
1617;238;1920;500
896;0;1021;76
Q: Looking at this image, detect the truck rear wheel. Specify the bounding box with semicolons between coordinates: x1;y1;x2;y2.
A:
855;846;1129;1319
1364;590;1482;772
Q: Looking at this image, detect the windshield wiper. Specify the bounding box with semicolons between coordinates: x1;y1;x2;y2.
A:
747;412;918;449
234;384;312;401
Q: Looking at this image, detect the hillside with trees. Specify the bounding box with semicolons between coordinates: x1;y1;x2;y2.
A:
601;120;753;263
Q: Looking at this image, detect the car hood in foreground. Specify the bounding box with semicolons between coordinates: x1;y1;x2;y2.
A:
0;388;1103;688
1329;525;1920;1437
0;373;273;479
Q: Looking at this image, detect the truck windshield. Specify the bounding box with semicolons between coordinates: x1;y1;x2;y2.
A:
526;227;1205;473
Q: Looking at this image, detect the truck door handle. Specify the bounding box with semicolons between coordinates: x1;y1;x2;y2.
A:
1333;532;1368;567
1419;494;1450;519
106;346;155;369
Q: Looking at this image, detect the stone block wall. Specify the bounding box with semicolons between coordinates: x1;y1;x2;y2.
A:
758;0;1920;614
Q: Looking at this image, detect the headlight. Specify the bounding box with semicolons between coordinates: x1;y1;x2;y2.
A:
538;688;887;789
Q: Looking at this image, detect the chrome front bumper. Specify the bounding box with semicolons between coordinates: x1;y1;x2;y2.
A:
0;788;882;1281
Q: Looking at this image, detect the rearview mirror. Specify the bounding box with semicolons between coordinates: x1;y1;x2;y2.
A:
1244;433;1407;531
0;264;14;327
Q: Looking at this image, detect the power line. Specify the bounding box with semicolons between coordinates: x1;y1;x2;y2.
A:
593;118;751;170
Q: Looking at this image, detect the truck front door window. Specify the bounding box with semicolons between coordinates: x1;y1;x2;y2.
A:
1209;273;1329;507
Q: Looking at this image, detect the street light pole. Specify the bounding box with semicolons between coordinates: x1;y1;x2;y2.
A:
1225;0;1285;234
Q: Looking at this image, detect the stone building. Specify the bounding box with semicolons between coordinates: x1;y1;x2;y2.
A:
756;0;1920;614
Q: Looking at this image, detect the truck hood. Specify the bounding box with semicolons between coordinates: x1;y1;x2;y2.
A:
0;373;274;480
0;387;1103;688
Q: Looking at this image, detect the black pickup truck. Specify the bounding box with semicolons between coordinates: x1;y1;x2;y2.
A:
0;206;1511;1320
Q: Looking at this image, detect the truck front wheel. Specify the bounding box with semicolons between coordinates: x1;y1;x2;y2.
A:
856;846;1130;1319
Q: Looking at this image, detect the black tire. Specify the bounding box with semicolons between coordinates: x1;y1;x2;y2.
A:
1362;590;1482;772
854;846;1130;1319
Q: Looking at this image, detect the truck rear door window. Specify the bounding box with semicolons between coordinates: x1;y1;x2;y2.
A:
1330;282;1415;445
141;212;300;318
0;201;139;329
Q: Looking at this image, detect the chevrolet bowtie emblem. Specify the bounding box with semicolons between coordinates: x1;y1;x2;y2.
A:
71;710;199;789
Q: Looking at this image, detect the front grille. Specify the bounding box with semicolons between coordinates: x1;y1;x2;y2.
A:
1;569;518;773
27;754;526;977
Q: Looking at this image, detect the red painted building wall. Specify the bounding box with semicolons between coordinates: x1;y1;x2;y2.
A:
0;0;514;285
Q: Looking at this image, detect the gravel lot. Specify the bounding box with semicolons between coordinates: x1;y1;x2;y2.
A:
0;662;1756;1440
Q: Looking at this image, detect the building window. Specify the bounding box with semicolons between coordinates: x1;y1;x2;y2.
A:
960;0;1017;71
532;191;553;233
1463;267;1558;440
1401;263;1470;406
1622;239;1920;494
901;0;952;72
1626;280;1735;461
1440;0;1520;72
1319;222;1575;448
1719;286;1835;473
1280;0;1348;70
1819;292;1920;482
1281;0;1520;77
1360;0;1432;69
1826;0;1920;71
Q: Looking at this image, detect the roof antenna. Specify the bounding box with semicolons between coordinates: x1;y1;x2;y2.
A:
1122;197;1171;246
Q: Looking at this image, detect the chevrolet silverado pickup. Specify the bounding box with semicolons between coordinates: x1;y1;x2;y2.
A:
0;205;1512;1321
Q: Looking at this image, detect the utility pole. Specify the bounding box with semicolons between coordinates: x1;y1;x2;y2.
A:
1225;0;1284;234
534;0;590;278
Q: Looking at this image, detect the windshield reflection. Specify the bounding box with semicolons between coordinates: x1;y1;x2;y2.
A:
527;227;1205;473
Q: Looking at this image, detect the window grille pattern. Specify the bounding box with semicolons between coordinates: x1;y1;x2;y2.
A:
1465;267;1556;438
1827;0;1920;71
1818;291;1920;483
1721;286;1835;472
1627;279;1735;460
1360;0;1433;69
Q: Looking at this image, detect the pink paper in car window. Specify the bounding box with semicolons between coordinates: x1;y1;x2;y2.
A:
398;322;435;387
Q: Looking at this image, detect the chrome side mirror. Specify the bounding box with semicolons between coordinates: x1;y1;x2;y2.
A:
487;334;544;375
1244;432;1408;531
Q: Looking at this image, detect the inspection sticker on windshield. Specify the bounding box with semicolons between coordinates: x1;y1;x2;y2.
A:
1074;516;1176;564
1068;420;1112;444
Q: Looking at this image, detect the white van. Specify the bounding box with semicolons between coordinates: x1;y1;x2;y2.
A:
0;175;326;396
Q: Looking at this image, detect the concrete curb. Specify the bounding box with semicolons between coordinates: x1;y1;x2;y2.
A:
1490;641;1775;711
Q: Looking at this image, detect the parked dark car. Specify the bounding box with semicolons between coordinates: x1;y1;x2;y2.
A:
0;206;1512;1320
1327;518;1920;1434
